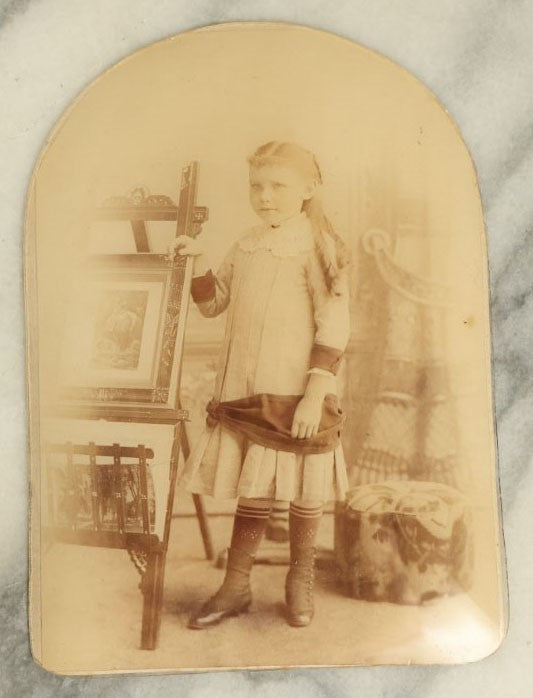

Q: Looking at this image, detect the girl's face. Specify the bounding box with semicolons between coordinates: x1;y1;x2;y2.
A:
249;164;315;226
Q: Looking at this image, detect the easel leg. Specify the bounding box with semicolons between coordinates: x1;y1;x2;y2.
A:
192;493;215;561
140;550;166;650
176;406;215;562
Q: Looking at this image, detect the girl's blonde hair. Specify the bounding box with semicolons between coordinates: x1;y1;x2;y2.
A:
248;141;351;295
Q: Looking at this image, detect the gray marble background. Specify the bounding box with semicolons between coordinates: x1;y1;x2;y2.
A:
1;0;532;695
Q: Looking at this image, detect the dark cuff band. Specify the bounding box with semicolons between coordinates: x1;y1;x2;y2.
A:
310;343;343;375
191;269;216;303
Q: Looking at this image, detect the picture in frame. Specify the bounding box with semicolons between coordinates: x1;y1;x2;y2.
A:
54;253;191;423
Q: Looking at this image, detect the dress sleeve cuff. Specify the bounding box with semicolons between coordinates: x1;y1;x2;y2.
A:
307;367;337;379
191;269;216;303
309;343;343;375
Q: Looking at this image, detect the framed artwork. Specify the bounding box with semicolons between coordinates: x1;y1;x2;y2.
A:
55;253;191;423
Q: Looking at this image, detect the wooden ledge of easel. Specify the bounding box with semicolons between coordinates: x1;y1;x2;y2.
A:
95;204;208;223
45;405;190;425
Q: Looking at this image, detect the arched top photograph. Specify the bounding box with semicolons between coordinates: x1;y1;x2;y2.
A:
25;22;506;674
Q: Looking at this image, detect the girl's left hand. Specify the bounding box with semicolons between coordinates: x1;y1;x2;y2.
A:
291;395;323;439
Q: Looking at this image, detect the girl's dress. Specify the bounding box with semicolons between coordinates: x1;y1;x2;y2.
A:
179;212;351;502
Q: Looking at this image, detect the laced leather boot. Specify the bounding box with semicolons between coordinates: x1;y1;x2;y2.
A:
188;547;254;629
285;545;316;627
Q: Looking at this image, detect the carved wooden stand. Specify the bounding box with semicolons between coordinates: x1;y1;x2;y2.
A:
45;164;213;650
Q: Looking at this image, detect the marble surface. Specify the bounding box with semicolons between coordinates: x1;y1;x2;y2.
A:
1;0;532;694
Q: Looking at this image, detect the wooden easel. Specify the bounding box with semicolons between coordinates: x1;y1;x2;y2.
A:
45;163;213;650
94;165;214;565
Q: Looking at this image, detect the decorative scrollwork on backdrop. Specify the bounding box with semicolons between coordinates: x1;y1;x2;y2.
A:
362;228;451;307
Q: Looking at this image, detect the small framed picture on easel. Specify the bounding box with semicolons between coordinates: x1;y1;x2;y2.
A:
55;252;191;423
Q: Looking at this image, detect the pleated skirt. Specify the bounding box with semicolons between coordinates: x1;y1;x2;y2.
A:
179;423;348;502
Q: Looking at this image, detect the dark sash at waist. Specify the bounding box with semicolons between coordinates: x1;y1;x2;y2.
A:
206;393;345;455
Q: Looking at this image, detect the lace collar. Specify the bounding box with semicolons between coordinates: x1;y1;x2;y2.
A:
238;212;314;257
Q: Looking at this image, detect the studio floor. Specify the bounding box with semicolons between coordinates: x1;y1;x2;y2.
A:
36;491;502;675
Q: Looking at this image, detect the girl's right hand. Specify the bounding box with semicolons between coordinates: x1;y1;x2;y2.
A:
167;235;205;259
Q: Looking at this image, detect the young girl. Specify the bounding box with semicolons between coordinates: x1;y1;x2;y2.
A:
172;141;351;628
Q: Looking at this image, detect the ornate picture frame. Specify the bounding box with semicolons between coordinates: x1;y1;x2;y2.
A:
55;253;192;423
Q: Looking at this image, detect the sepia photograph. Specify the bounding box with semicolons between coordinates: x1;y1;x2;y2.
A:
24;21;506;674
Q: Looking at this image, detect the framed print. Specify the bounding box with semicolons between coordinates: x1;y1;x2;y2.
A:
25;21;507;675
55;253;191;422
